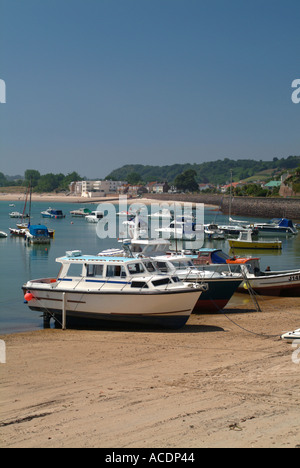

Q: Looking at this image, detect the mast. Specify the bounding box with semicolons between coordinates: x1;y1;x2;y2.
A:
21;184;29;223
229;169;233;223
28;178;32;228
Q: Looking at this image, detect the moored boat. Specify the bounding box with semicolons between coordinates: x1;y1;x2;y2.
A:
85;211;104;223
22;251;203;329
9;211;29;219
70;208;92;217
155;220;201;240
25;225;51;244
249;218;298;237
41;208;65;219
228;230;282;250
0;231;7;238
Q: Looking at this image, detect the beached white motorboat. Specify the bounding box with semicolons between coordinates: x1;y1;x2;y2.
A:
85;211;104;223
281;328;300;343
100;238;242;313
22;251;203;329
191;248;300;297
149;254;242;313
241;267;300;297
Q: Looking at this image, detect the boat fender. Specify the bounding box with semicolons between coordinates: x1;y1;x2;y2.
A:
24;291;34;302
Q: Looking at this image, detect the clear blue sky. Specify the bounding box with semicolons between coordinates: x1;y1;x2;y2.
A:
0;0;299;179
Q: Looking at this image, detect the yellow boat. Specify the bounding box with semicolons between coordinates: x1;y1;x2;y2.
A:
228;230;282;250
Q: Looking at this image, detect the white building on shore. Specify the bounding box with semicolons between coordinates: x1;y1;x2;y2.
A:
70;180;126;198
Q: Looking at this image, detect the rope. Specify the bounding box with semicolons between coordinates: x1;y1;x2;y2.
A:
208;296;279;339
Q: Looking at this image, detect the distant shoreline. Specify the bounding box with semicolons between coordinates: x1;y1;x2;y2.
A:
0;192;218;208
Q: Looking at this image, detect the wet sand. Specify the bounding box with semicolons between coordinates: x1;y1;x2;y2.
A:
1;295;300;448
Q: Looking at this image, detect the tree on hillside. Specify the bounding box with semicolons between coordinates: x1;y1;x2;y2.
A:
174;170;199;192
24;169;41;187
127;172;143;185
0;172;8;186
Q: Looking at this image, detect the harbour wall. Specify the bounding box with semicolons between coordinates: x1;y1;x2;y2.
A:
144;194;300;220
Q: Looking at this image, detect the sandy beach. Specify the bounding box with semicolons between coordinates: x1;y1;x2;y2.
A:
0;192;118;204
1;295;300;448
0;192;212;208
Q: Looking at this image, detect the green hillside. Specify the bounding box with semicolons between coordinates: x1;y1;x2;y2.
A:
106;156;300;186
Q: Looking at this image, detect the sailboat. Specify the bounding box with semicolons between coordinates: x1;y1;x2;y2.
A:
9;184;32;236
218;171;253;236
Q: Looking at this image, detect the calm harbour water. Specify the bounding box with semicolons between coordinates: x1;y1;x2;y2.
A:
0;199;299;334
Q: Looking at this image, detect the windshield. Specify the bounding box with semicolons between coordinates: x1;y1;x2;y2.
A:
142;261;157;273
127;262;145;275
211;250;230;264
169;259;194;269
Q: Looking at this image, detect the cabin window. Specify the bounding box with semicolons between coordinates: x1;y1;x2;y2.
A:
172;276;180;283
152;278;171;287
106;265;126;278
131;281;149;289
87;264;104;277
127;263;145;275
66;263;83;278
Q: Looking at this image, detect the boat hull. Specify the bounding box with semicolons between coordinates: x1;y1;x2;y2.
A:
192;278;242;313
26;236;51;245
240;271;300;297
228;240;282;250
256;228;297;237
22;285;200;329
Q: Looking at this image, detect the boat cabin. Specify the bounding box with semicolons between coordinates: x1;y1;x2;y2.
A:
53;251;182;290
191;248;261;275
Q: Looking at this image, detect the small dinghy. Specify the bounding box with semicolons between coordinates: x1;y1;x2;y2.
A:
281;328;300;343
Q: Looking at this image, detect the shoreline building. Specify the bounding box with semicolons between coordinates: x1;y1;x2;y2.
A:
70;180;126;198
